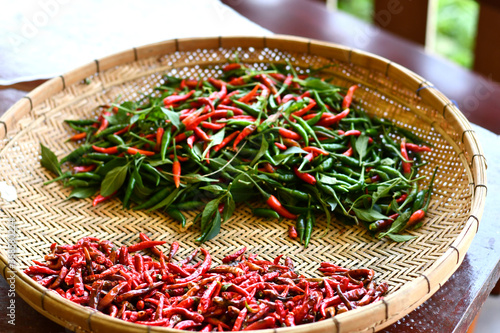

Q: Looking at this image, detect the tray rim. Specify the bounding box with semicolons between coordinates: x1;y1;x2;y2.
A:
0;35;487;333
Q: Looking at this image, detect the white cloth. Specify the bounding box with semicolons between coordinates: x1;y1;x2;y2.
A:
0;0;271;85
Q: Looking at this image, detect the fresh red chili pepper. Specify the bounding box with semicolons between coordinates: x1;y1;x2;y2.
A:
229;76;245;86
92;192;115;207
316;109;350;127
70;132;87;141
216;105;244;115
126;147;155;156
292;100;317;117
282;138;301;147
172;144;181;188
303;146;329;155
401;138;412;176
288;225;298;239
407;209;426;228
232;307;247;331
96;112;111;136
127;241;166;253
113;124;134;135
194;126;211;142
342;146;353;157
175;248;211;284
396;193;408;204
342;85;358;109
278;127;302;140
405;142;432;153
174;131;192;142
168;242;180;262
73;164;96;173
201;121;225;130
238;84;261;103
274;142;287;150
222;63;241;72
163;90;195;106
233;124;257;149
266;195;298;220
92;145;119;154
257;74;278;95
343;129;362;137
293;167;317;185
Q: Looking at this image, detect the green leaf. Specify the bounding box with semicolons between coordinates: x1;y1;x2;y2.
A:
200;185;225;194
371;179;401;208
379;211;412;237
40;143;61;176
182;173;219;184
351;207;388;222
67;186;98;199
100;165;128;197
380;158;395;166
161;108;181;129
202;128;225;158
148;187;183;211
385;234;417;242
319;174;338;185
201;197;222;232
355;134;369;161
250;136;269;167
223;194;236;223
198;210;222;243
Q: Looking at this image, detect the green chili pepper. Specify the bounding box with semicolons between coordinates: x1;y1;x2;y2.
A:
122;175;136;209
66;179;98;187
161;127;172;161
106;134;125;146
65;119;98;126
174;201;205;210
296;214;307;243
253;208;280;220
304;213;314;248
60;144;92;163
278;187;310;201
166;208;187;227
293;115;323;148
96;124;128;138
72;172;102;181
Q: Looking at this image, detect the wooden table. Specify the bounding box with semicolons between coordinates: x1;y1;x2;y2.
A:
1;0;499;332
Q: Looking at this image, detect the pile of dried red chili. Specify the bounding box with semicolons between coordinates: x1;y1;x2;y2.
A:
25;235;388;330
40;61;437;244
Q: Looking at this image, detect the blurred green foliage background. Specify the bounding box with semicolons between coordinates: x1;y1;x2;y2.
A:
337;0;479;68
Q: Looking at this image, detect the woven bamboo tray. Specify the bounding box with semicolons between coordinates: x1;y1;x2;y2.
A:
0;36;486;332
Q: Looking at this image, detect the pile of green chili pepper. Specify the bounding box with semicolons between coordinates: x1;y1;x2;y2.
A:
40;61;437;244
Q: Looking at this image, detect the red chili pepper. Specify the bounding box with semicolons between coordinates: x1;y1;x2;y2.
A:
257;74;278;95
396;193;408;204
92;192;115;207
113;124;134;135
219;90;240;105
92;145;119;154
139;232;161;257
342;147;353;157
174;131;193;142
222;63;241;72
201;121;225;130
169;154;189;162
243;316;276;330
238;84;261;103
303;146;329;155
232;307;247;331
194;126;211;141
316;109;350;127
288;225;298;239
228;76;246;86
401;138;412;176
274;142;287;150
156;127;164;150
198;276;221;314
127;241;166;253
222;247;247;263
266;195;298;220
278;127;302;140
73;164;96;173
292;100;316;117
282;138;301;147
175;248;211;284
163;90;195;106
293;167;316;185
342;85;358;109
217;105;244;115
269;72;287;82
126;147;155;156
407;209;426;228
233;124;257;149
168;242;180;262
96;112;111;136
187;134;196;149
343;129;362;137
405;142;432;153
172;143;181;188
70;132;87;141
